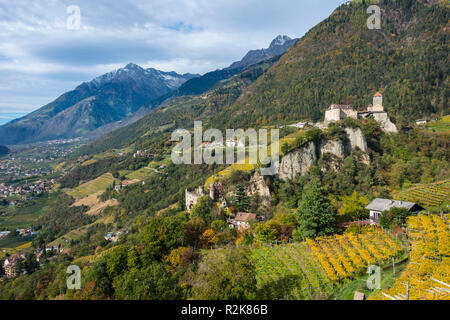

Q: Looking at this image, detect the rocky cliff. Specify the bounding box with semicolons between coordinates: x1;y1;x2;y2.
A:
372;113;398;133
279;127;368;180
246;172;271;208
279;141;317;180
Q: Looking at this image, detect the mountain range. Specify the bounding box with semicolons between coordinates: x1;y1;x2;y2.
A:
220;0;449;128
0;35;297;145
78;0;449;156
171;35;298;96
0;64;197;145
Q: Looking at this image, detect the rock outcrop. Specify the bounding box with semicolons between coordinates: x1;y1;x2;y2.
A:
279;141;317;180
246;172;271;207
320;139;346;158
279;127;369;180
344;128;368;152
372;113;398;133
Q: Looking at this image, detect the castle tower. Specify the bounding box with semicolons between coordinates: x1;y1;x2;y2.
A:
372;92;383;111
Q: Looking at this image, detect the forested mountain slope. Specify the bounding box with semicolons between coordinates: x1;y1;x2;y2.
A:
76;57;280;156
214;0;449;128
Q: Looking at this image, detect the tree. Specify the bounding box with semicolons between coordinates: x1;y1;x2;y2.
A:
139;213;187;263
201;229;217;248
0;259;4;277
23;253;39;275
233;185;251;212
190;196;213;221
379;211;393;229
390;207;410;226
380;207;410;229
191;247;257;300
127;246;141;270
82;258;113;298
163;246;193;270
106;245;128;280
185;217;206;248
211;219;228;233
254;221;281;243
338;191;369;221
293;180;336;240
114;263;181;300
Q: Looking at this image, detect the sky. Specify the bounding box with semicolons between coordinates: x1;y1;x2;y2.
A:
0;0;347;118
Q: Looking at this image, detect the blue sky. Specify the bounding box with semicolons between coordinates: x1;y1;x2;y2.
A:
0;0;347;115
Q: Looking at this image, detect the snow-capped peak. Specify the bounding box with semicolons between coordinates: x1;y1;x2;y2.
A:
270;35;292;48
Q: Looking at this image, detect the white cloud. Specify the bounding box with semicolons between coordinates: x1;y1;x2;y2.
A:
0;0;347;114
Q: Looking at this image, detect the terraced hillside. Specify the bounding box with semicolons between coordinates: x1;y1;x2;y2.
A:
372;214;450;300
64;173;118;199
394;180;450;207
250;227;405;299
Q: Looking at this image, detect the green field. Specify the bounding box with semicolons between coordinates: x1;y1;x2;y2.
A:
426;115;450;133
64;173;118;198
394;180;450;208
0;195;55;229
125;167;159;181
0;237;33;249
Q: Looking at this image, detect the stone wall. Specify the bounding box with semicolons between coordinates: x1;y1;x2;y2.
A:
324;108;342;122
185;186;204;213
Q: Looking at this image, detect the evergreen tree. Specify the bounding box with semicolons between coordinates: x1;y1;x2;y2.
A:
293;180;336;240
233;185;251;212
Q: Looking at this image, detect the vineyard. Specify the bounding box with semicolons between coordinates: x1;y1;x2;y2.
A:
394;180;450;208
250;227;405;299
64;172;118;199
251;242;333;299
306;228;404;281
371;214;450;300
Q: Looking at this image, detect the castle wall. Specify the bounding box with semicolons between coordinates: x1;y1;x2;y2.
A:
185;186;204;213
342;109;358;119
372;112;398;133
324;109;342;122
368;105;384;112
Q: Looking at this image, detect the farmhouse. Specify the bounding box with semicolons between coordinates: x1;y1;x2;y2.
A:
228;212;257;230
365;198;424;224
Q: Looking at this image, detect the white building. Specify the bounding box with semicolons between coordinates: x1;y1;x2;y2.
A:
365;198;424;225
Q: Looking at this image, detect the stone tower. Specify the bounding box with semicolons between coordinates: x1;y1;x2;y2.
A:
373;92;383;109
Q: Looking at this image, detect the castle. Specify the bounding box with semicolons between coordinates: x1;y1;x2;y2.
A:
185;182;225;213
324;92;397;133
